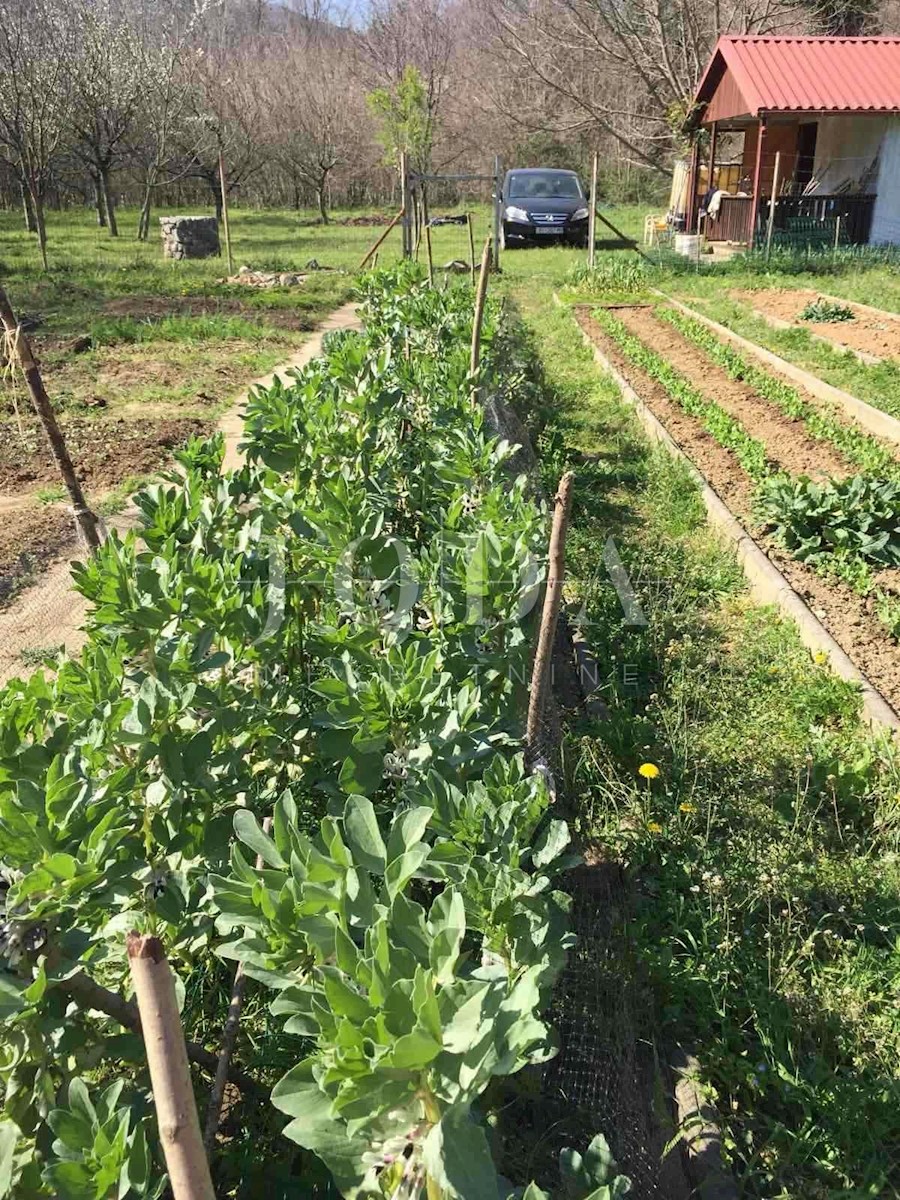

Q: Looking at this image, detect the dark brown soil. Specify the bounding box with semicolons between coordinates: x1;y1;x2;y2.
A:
617;306;853;481
0;414;209;492
730;287;900;361
99;295;317;332
0;505;74;603
575;307;900;715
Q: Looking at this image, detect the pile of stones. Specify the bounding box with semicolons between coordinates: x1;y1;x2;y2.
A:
159;216;220;260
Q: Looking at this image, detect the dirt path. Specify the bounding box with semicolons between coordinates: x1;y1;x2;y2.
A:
575;309;900;715
0;302;361;686
617;306;854;481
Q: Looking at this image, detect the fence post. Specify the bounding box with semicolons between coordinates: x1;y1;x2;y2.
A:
588;151;598;270
765;150;781;261
399;151;410;259
467;212;476;286
218;148;234;276
470;235;492;401
492;155;502;272
833;214;842;264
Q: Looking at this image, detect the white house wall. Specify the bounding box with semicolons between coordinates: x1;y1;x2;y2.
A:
810;114;887;194
871;119;900;244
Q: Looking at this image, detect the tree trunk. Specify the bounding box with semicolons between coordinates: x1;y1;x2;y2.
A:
92;174;107;227
316;185;329;225
20;179;36;234
137;184;153;241
100;167;118;237
209;173;223;222
30;185;49;271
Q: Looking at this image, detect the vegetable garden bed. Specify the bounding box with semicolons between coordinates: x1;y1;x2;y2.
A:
0;267;644;1200
573;304;900;718
729;287;900;362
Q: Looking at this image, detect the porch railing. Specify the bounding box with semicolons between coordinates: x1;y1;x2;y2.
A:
703;193;875;246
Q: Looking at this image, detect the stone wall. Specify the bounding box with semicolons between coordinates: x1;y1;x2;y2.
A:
159;216;220;260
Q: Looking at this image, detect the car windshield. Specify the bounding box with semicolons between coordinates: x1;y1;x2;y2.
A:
507;171;583;200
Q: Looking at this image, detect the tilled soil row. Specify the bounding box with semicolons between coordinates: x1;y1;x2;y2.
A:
575;307;900;714
617;306;862;481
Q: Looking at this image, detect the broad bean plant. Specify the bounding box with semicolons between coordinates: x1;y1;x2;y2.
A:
0;268;626;1198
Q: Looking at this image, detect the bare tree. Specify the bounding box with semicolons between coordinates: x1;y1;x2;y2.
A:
0;0;73;268
263;33;367;221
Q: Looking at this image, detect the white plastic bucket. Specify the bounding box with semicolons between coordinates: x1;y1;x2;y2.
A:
674;233;701;259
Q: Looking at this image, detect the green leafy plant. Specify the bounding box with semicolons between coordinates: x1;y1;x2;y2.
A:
798;298;855;323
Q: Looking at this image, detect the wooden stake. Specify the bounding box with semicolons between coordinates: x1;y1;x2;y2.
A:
218;148;234;276
765;151;781;261
0;286;101;550
492;155;502;272
833;214;842;263
357;213;403;274
202;816;272;1149
467;213;476;286
357;208;404;270
526;472;575;759
399;151;410;258
127;934;216;1200
470;235;492;396
588;151;598;269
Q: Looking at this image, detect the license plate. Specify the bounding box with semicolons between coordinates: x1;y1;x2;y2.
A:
535;226;562;235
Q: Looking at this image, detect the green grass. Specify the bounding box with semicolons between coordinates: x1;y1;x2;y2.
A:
509;279;900;1199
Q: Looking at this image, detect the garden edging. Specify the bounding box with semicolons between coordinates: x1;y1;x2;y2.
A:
652;290;900;448
566;299;900;735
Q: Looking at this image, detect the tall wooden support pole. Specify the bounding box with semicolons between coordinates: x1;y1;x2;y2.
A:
422;185;434;283
707;122;718;195
765;150;781;260
470;235;492;400
0;287;101;550
492;155;502;271
467;213;476;286
588;151;599;269
357;208;404;270
686;137;700;234
526;472;575;761
127;934;215;1200
399;151;410;259
218;148;234;275
748;115;767;248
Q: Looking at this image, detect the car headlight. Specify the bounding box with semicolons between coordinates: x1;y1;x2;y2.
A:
572;207;589;221
504;205;529;222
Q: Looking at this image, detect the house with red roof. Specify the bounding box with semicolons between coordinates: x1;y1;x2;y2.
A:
684;36;900;247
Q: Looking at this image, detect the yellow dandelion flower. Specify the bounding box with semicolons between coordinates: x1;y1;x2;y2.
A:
679;802;697;814
638;762;660;780
814;651;828;665
647;821;663;834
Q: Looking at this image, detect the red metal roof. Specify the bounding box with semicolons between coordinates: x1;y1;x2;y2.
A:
695;36;900;120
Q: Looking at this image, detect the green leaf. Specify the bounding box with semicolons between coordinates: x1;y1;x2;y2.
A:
422;1105;499;1200
343;795;386;875
233;809;286;869
532;820;570;870
0;1122;18;1197
428;889;465;985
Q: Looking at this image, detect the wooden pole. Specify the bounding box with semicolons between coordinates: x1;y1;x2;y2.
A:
127;934;215;1200
399;151;410;259
203;817;272;1149
422;185;433;283
357;208;404;270
492;155;502;271
0;286;101;550
470;235;492;393
526;472;575;760
218;148;234;276
588;151;598;269
765;150;781;260
686;137;700;234
467;213;476;286
748;115;767;248
833;214;842;263
707;121;718;196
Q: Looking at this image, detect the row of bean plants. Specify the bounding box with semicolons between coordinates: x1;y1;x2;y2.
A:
0;267;628;1199
593;307;900;639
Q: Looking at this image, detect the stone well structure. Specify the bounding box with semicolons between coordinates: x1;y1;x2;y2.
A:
160;216;220;260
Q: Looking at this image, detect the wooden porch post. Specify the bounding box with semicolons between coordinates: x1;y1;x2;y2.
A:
748;114;767;246
707;122;718;193
686;136;701;233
